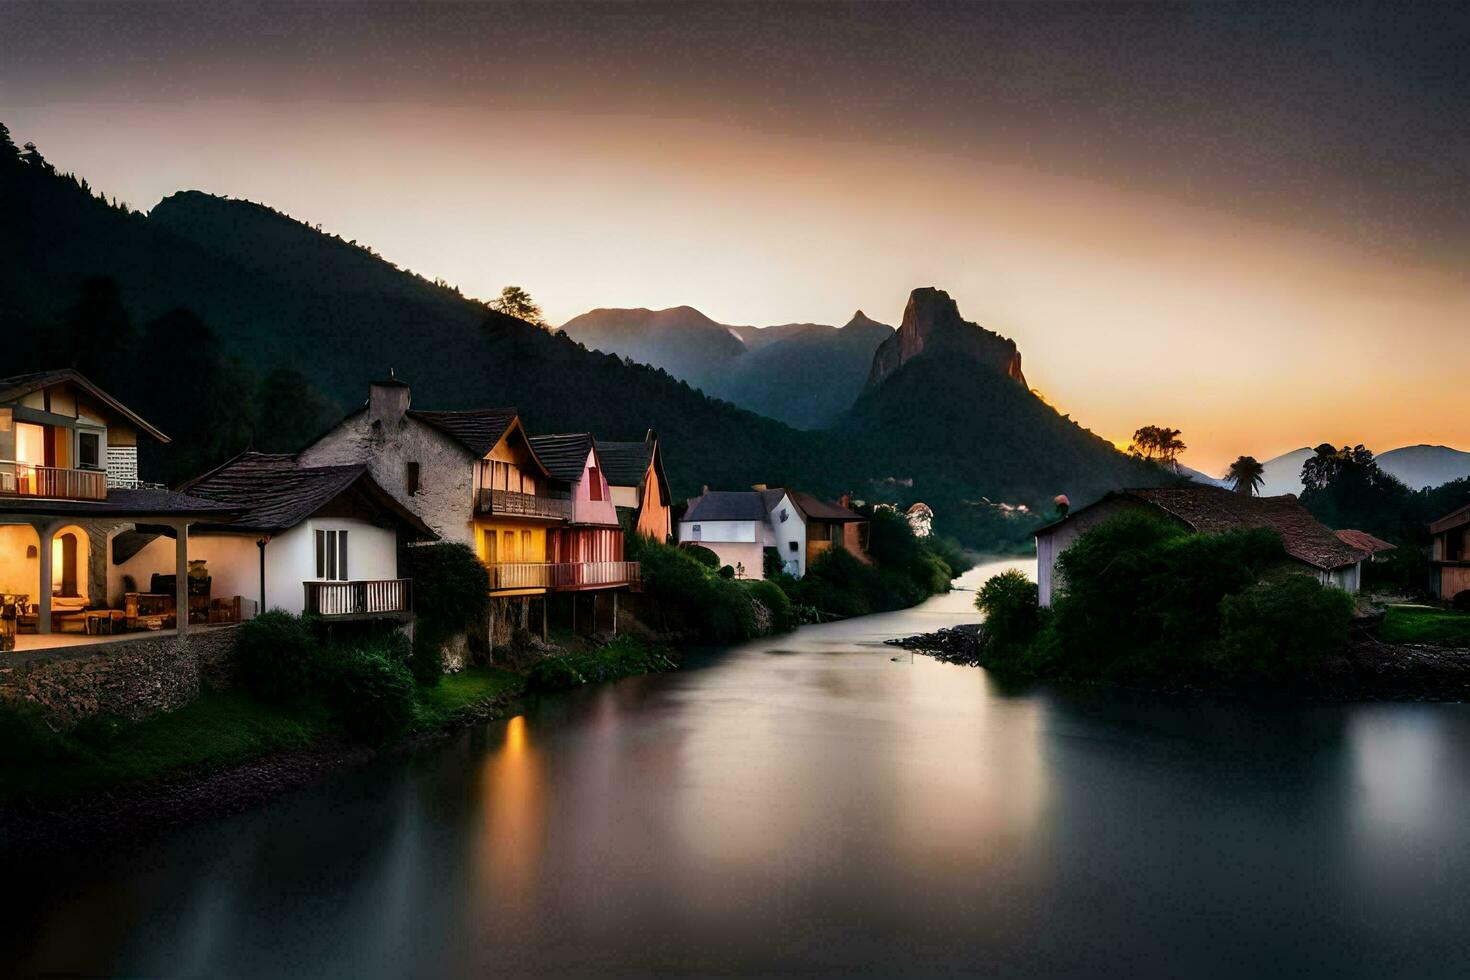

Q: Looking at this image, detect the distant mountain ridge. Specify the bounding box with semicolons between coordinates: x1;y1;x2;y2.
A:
1248;444;1470;497
867;287;1026;389
559;306;893;429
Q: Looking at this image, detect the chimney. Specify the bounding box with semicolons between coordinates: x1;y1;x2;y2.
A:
369;371;411;428
839;493;851;509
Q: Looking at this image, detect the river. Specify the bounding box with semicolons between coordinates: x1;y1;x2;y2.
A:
9;557;1470;977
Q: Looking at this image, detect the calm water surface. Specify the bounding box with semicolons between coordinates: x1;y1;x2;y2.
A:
10;557;1470;977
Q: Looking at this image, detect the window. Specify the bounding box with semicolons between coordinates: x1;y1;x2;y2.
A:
77;431;101;470
521;530;532;559
406;461;420;496
315;529;349;581
788;540;798;552
691;524;701;540
589;466;603;501
778;508;788;523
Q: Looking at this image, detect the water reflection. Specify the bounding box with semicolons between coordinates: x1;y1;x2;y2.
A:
8;559;1470;977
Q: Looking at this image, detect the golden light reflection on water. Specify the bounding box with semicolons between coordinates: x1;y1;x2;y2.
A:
475;715;546;905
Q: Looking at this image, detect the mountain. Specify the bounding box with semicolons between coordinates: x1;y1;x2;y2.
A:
557;306;746;390
867;287;1026;389
1257;447;1314;497
1377;445;1470;490
0;156;817;496
839;289;1162;541
1179;464;1230;488
558;306;893;428
0;128;1161;547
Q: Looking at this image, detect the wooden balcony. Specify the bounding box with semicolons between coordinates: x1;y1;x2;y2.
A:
304;579;413;619
0;461;107;502
487;561;640;593
475;487;571;521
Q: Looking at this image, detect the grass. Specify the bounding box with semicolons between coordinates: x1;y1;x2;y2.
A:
1382;606;1470;647
0;692;334;802
1;667;526;803
412;666;523;729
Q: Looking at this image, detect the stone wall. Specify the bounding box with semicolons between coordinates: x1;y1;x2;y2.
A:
0;626;240;729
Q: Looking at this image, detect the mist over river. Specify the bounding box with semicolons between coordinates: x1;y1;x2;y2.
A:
9;557;1470;977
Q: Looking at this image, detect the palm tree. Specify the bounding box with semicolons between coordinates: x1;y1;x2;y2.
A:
1227;455;1266;496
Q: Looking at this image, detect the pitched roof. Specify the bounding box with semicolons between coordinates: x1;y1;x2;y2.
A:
179;451;436;539
1040;486;1366;570
527;433;595;483
407;409;518;458
788;489;865;523
683;490;772;523
598;439;654;488
1334;529;1396;554
1431;502;1470;536
0;368;170;443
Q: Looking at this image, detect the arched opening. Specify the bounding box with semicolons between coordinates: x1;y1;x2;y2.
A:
51;525;89;600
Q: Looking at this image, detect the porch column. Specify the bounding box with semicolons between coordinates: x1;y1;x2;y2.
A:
37;520;55;634
174;520;190;635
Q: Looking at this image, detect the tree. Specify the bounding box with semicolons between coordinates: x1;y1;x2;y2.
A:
59;276;135;380
489;286;547;328
1227;455;1266;496
1127;425;1187;471
252;368;338;453
19;141;54;174
0;121;18;166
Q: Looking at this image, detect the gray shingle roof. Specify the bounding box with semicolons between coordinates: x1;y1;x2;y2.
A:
179;452;436;539
788;490;864;523
684;490;772;523
528;433;594;484
408;409;518;458
598;440;654;488
0;488;236;519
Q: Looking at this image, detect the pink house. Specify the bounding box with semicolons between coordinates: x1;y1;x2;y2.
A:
529;433;626;586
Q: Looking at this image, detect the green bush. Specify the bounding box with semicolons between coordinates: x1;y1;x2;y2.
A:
974;569;1042;660
403;543;492;678
718;564;735;579
1051;512;1283;672
527;638;677;692
1453;591;1470;612
236;610;322;704
741;579;796;632
326;650;416;743
763;547;783;578
683;544;720;569
1218;575;1354;673
629;535;761;642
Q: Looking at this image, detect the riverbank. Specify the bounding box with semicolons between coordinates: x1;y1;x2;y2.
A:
0;666;527;855
889;623;1470;702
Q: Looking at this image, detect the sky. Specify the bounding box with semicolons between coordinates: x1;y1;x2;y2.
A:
3;1;1467;474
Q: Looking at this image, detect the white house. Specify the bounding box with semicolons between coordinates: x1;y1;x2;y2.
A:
115;451;438;619
678;486;869;579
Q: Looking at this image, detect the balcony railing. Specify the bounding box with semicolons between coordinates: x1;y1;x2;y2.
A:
476;487;571;520
0;461;107;501
487;561;640;592
304;579;413;618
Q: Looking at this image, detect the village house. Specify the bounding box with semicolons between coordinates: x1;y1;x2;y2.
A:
0;369;238;647
906;502;935;538
298;377;639;635
1429;503;1470;601
598;430;672;544
1033;485;1369;608
528;432;631;588
678;486;868;579
122;451;438;619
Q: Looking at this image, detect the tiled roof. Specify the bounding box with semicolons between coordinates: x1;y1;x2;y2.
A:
1334;529;1397;554
408;409;518;458
0;368;170;442
598;439;654;488
180;451;436;538
684;490;772;523
789;489;865;523
528;433;594;484
1122;486;1366;570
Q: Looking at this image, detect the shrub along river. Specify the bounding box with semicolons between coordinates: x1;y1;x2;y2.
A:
9;557;1470;976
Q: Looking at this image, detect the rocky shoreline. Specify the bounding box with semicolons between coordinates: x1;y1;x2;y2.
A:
0;689;522;858
888;623;1470;702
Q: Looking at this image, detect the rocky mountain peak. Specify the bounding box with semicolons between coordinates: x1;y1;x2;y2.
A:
866;287;1026;388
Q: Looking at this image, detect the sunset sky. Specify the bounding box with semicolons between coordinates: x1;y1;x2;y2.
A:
4;2;1466;473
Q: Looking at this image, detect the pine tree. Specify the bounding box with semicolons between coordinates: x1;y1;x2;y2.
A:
0;121;18;165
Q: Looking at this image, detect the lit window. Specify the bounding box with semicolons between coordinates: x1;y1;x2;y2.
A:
315;529;349;581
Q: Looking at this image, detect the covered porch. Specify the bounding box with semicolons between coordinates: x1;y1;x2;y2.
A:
0;492;238;651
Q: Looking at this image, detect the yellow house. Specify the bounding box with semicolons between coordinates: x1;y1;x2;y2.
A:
465;416;569;596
